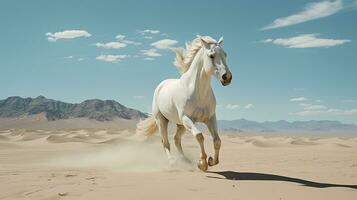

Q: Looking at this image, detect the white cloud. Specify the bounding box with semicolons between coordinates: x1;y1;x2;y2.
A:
95;42;127;49
304;105;327;110
133;96;145;99
244;104;254;109
262;39;273;43
141;49;161;57
344;109;357;115
263;34;350;48
122;40;142;45
292;103;328;116
293;110;325;116
138;29;160;35
64;56;84;61
144;57;155;61
115;34;141;45
292;102;357;116
301;104;327;110
226;104;240;110
115;34;126;40
144;36;153;39
262;0;343;30
290;97;308;102
46;30;91;41
294;108;357;116
151;39;178;49
96;54;129;63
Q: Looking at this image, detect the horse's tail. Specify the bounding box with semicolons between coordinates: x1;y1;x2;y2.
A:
136;116;158;137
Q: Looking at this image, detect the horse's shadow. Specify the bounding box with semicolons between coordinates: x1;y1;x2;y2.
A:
207;171;357;189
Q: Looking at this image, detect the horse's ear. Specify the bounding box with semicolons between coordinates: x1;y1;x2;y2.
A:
218;36;224;45
200;37;210;49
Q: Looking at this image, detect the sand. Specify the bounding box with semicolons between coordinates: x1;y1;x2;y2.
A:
0;129;356;200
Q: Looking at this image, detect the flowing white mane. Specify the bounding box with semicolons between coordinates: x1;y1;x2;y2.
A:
174;35;217;74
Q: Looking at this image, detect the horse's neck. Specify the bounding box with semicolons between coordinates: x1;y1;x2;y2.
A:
181;49;212;98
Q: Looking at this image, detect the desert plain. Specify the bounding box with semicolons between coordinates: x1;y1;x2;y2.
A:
0;123;356;200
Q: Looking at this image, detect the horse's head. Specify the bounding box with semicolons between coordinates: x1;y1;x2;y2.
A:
200;36;232;86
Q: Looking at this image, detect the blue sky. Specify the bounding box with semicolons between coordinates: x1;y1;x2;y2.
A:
1;0;357;123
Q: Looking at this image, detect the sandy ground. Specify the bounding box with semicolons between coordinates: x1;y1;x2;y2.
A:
0;129;356;200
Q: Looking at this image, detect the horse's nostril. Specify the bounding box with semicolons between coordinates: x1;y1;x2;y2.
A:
222;74;227;81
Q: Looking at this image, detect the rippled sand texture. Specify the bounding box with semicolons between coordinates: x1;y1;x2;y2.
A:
0;129;356;200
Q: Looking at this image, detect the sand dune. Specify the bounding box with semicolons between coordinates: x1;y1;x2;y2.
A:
0;129;356;200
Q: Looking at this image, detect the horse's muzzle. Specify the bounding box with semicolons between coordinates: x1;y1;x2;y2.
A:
221;72;232;86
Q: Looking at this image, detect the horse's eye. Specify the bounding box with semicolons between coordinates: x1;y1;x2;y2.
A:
209;54;214;59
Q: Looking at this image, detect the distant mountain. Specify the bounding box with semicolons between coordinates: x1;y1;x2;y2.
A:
0;96;147;121
218;119;357;133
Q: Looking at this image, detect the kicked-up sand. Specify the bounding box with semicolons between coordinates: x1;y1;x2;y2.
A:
0;129;356;200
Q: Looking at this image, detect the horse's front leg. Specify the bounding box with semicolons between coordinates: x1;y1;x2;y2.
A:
182;115;208;171
205;114;221;166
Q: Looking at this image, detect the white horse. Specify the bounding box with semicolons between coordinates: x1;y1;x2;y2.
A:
137;35;232;171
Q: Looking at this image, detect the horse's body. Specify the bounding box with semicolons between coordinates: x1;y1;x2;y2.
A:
137;36;232;171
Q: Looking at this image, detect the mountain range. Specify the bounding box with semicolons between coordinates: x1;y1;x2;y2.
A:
0;96;356;133
217;119;357;133
0;96;147;121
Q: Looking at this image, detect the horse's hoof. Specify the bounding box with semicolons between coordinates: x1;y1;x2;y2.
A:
197;159;208;172
208;156;219;166
208;156;214;166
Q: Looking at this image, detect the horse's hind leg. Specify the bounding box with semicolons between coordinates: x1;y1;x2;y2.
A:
174;124;186;157
156;112;175;165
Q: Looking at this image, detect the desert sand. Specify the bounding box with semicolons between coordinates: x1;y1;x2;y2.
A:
0;128;356;200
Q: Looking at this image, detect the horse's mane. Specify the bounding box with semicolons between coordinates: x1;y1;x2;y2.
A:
174;35;217;74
